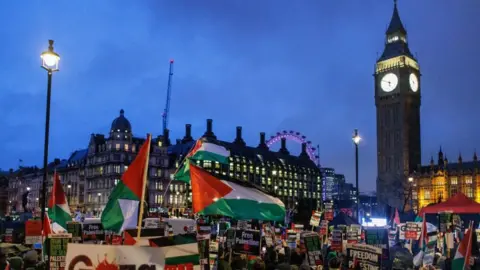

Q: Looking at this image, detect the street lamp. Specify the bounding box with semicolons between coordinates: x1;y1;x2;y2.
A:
40;40;60;229
26;187;31;191
352;129;361;221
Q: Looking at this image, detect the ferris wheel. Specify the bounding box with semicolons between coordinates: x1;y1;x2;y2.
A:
265;130;320;165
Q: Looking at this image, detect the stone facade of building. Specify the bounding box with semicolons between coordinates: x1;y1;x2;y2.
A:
409;150;480;212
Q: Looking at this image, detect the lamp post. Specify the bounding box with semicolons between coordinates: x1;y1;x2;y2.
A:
408;177;414;211
352;129;361;221
40;40;60;228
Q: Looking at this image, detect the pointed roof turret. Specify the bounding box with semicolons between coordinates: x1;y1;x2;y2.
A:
386;0;407;35
378;0;415;61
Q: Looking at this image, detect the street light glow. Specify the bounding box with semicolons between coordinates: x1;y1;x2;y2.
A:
352;129;361;145
40;40;60;72
67;184;72;189
408;177;414;182
26;187;31;191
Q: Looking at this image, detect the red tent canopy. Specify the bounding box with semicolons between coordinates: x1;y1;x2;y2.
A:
418;193;480;216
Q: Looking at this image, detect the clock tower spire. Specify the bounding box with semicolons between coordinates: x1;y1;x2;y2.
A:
375;1;421;210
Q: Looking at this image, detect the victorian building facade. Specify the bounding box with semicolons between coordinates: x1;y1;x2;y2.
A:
409;150;480;212
168;119;322;210
6;109;171;216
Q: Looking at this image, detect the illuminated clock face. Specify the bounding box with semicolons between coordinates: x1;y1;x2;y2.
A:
409;73;419;92
380;73;398;92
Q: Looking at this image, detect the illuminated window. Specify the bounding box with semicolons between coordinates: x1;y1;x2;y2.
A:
114;179;119;186
215;162;220;169
132;145;136;152
158;141;163;147
204;161;212;168
450;177;458;185
466;187;474;198
424;190;431;200
124;144;129;151
465;176;473;184
113;165;121;173
115;144;120;150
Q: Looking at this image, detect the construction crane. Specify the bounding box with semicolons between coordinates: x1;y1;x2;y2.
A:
162;59;174;131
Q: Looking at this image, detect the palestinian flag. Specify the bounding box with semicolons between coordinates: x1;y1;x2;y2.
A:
187;139;229;163
190;164;285;221
42;213;53;261
174;160;191;183
452;222;473;270
174;140;229;183
149;233;200;269
101;134;151;234
48;171;72;232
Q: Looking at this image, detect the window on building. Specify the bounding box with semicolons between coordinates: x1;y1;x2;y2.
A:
114;179;119;186
450;177;458;185
424;190;431;200
466;187;474;198
465;176;473;184
115;144;120;150
204;161;212;168
124;144;129;151
215;162;220;169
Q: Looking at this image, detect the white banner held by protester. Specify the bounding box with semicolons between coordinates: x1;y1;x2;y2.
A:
65;243;200;270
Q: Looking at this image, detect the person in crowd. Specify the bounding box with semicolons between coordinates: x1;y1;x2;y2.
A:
251;259;265;270
22;251;38;270
6;257;23;270
217;251;232;270
0;252;7;270
327;257;341;270
230;254;247;270
289;248;304;267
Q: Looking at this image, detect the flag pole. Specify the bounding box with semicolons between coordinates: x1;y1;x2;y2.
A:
136;134;151;243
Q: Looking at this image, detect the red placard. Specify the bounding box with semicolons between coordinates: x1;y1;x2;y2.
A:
325;211;334;221
405;231;417;240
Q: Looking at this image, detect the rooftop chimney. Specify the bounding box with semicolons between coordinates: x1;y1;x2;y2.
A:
299;143;309;160
279;138;290;155
182;124;193;143
233;126;246;146
257;132;268;149
163;129;171;146
202;119;217;140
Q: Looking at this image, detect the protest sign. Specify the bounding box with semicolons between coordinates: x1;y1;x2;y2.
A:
324;203;334;221
66;243;188;270
310;211;321;227
319;220;328;236
405;222;421;240
25;220;42;244
66;222;83;243
48;233;71;270
82;223;104;242
346;243;382;270
302;232;322;267
331;229;343;252
233;229;261;256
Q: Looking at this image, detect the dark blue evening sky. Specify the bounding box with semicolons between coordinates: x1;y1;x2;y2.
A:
0;1;479;192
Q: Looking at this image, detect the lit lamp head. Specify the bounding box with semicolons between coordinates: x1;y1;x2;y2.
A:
352;129;361;145
408;177;414;183
41;40;60;72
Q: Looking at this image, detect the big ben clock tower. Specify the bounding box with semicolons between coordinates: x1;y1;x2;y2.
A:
375;0;421;210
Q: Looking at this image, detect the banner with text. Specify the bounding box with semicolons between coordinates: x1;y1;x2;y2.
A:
346;243;382;270
65;244;183;270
